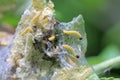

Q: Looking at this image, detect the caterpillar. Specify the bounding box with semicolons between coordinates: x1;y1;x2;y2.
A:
0;41;7;46
21;27;33;36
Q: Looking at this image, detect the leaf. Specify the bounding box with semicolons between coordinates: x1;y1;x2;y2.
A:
87;44;120;65
54;15;99;80
99;44;120;60
103;24;120;47
55;15;87;55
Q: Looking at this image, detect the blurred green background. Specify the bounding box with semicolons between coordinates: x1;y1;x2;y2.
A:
0;0;120;77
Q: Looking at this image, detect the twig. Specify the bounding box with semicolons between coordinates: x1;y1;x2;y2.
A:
93;56;120;73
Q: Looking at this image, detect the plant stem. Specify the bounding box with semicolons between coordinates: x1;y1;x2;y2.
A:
93;56;120;73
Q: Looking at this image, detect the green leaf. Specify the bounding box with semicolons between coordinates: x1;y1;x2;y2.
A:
99;44;120;60
87;44;120;65
103;24;120;48
55;15;99;80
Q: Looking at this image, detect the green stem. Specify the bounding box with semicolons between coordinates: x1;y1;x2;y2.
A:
93;56;120;73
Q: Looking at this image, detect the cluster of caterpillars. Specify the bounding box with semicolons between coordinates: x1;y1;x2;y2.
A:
6;0;83;79
21;13;83;64
21;1;82;61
